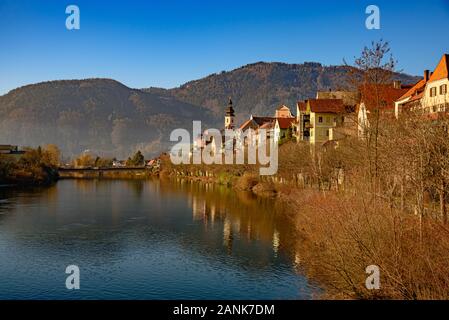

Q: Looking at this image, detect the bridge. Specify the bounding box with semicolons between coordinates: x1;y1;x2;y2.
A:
58;167;155;179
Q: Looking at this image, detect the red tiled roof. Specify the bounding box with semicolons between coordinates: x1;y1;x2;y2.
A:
308;99;345;114
276;117;296;129
429;54;449;83
297;101;307;112
360;83;408;111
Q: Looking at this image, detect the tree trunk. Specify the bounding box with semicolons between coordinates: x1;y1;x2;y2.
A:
440;180;447;224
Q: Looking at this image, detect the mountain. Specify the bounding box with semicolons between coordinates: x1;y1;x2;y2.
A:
0;79;214;158
0;62;420;158
147;62;420;125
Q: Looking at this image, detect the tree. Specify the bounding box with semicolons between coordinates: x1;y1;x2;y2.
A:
128;150;144;166
42;144;61;167
346;40;397;194
74;153;95;168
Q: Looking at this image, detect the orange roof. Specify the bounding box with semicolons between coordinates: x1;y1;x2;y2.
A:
360;83;408;111
409;91;424;102
308;99;345;114
429;54;449;83
398;79;427;101
239;118;256;130
276;117;296;129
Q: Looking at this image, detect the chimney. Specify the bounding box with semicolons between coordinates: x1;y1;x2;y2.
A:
393;80;402;89
424;70;430;82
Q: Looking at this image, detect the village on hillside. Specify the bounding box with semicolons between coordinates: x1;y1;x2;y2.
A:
199;53;448;155
1;53;448;173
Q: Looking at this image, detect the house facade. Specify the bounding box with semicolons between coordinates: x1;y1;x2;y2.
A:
395;54;449;117
357;83;409;138
238;105;295;145
295;99;346;144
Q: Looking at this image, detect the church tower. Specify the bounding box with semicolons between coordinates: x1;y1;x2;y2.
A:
224;98;235;129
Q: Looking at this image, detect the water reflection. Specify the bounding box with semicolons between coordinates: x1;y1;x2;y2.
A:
0;179;315;299
164;179;297;258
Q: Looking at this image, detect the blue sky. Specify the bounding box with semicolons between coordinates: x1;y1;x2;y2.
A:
0;0;448;95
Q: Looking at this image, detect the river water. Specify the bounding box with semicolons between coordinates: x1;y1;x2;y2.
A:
0;179;316;299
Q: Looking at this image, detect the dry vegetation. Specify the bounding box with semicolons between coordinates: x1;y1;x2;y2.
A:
161;41;449;299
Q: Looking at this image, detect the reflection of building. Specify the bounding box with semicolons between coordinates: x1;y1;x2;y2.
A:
192;195;206;221
272;229;280;255
223;217;234;254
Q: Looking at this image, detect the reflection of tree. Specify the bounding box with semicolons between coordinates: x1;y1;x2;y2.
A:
126;180;144;198
159;178;298;258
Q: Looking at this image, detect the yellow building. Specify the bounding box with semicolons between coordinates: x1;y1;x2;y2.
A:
295;99;345;144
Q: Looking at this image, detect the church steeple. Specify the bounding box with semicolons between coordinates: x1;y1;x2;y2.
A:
224;97;235;129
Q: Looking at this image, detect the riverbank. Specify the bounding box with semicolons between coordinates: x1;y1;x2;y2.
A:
159;141;449;300
0;165;59;187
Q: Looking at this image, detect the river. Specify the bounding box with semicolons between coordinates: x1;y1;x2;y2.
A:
0;179;316;299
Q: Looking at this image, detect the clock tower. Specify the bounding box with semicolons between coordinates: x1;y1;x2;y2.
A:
224;98;235;130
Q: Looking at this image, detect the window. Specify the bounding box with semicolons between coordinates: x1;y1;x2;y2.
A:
441;84;448;95
430;87;437;97
326;129;329;137
318;116;323;123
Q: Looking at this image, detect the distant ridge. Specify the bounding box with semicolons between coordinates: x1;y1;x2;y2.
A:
0;62;419;158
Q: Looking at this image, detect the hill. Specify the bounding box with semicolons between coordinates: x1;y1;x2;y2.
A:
0;62;420;158
0;79;213;158
147;62;419;125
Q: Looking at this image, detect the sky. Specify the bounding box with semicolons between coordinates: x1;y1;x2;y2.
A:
0;0;448;95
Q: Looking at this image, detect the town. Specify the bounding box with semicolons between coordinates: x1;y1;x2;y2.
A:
1;48;449;301
184;53;448;169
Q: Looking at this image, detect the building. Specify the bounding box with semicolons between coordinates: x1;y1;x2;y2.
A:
275;105;293;118
274;117;296;142
421;54;449;113
395;72;430;117
316;90;359;113
395;54;449;117
224;98;235;129
357;82;409;138
295;99;346;145
0;145;26;162
238;105;295;145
